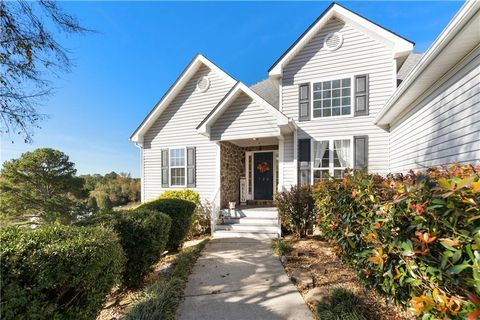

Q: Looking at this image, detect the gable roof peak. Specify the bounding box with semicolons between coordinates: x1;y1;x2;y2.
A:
130;53;236;145
268;2;414;77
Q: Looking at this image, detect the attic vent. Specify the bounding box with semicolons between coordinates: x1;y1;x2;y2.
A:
196;76;210;92
324;32;343;51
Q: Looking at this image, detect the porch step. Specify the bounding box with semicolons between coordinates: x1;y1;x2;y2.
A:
247;200;274;206
221;217;278;225
215;224;279;233
215;207;280;239
220;209;278;219
213;230;278;239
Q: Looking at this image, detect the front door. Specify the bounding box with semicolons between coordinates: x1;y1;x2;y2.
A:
253;152;274;200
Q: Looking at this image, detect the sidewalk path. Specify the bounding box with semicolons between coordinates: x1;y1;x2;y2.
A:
178;237;313;320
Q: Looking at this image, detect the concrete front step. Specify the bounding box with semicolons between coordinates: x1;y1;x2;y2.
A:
221;217;278;225
221;209;278;220
215;224;279;233
213;230;278;239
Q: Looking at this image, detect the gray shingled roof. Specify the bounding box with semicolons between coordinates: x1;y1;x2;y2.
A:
249;79;279;109
397;53;423;83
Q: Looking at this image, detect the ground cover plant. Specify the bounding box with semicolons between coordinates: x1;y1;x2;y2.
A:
316;288;367;320
313;164;480;319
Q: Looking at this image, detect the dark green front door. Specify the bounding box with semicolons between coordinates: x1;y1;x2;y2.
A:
253;152;274;200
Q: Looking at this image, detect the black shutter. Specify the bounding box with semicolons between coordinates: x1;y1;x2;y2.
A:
298;139;311;185
161;149;169;187
298;84;310;121
354;74;369;116
186;147;196;188
354;136;368;170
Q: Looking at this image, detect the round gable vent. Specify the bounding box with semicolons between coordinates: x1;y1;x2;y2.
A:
324;32;343;51
196;76;210;92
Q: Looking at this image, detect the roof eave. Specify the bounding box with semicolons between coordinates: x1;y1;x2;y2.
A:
375;0;480;127
130;54;236;144
268;2;414;77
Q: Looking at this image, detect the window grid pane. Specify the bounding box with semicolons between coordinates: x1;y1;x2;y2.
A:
313;78;351;118
170;168;185;186
170;148;185;167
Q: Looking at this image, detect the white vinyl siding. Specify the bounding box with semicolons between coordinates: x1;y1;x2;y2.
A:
210;93;280;141
142;65;234;201
281;132;296;189
389;51;480;173
281;18;395;175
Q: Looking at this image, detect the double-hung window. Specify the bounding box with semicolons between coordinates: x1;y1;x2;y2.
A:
312;78;352;118
169;148;186;187
312;138;352;183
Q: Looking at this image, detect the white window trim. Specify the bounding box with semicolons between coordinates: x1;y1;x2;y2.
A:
169;146;187;187
310;74;355;119
311;137;354;182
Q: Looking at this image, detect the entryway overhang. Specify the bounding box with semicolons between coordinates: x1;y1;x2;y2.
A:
196;82;296;141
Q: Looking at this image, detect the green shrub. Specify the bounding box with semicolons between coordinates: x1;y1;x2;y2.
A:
316;288;367;320
157;189;200;205
96;192;113;210
140;198;196;251
80;208;171;288
313;164;480;319
271;238;294;256
0;225;124;320
126;239;209;320
157;189;210;238
274;184;316;238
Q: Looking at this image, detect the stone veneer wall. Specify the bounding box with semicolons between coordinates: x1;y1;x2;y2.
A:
220;141;245;209
220;141;278;209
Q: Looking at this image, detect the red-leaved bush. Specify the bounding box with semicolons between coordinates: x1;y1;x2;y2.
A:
313;164;480;319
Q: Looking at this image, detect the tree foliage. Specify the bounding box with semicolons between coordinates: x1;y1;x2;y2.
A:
0;148;85;224
0;1;88;142
82;171;140;208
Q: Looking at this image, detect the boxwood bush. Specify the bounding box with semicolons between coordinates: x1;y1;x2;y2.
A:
79;208;171;288
140;198;196;251
157;189;210;238
313;164;480;319
0;225;124;320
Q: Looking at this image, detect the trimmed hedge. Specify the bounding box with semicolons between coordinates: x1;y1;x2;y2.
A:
79;208;171;288
157;189;210;238
313;164;480;319
140;198;196;251
0;225;124;320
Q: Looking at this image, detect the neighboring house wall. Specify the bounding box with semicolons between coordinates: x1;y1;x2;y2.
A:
210;93;281;141
281;18;396;174
389;49;480;173
142;65;234;201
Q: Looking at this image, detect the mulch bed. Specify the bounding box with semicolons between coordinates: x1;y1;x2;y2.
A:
282;235;407;320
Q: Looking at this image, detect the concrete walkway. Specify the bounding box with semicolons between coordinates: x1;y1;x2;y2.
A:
178;237;313;320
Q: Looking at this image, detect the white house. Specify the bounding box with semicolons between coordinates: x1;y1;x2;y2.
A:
131;2;480;237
